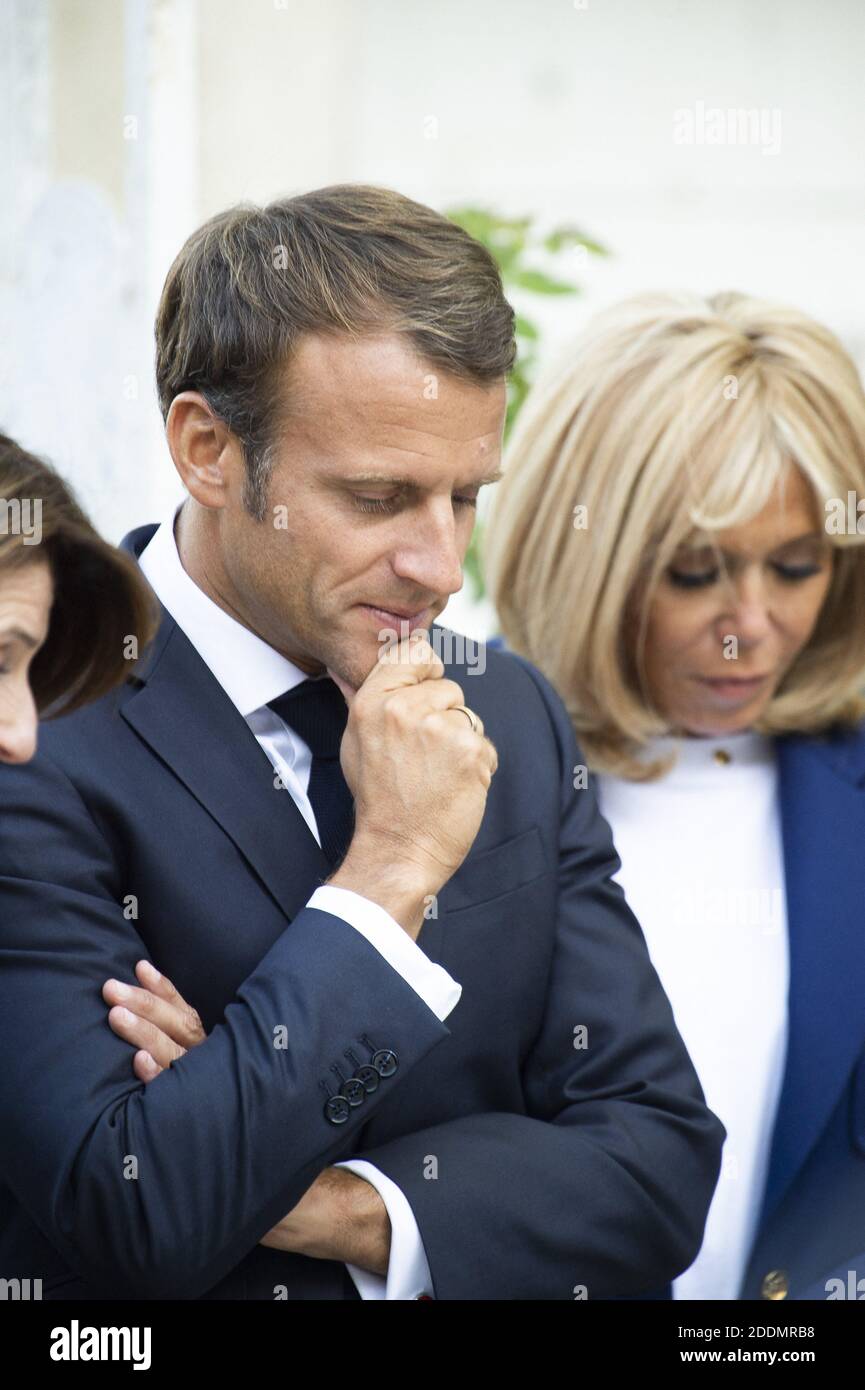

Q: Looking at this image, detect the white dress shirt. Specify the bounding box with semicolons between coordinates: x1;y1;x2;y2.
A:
595;727;789;1299
137;495;460;1300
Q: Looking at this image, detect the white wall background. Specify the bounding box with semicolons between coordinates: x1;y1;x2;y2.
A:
2;0;864;635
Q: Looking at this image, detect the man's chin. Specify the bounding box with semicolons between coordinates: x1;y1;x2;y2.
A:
325;607;440;694
323;640;378;698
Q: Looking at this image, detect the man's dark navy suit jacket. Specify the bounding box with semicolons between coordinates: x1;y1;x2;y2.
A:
0;522;724;1300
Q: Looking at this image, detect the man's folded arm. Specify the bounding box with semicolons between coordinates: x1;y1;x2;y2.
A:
308;890;453;1300
346;656;727;1300
334;1159;435;1300
307;884;461;1020
0;752;451;1300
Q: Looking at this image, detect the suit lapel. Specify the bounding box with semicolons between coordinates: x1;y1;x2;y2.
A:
119;524;333;926
758;725;865;1225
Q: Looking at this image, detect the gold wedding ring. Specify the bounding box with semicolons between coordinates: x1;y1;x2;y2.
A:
453;704;481;735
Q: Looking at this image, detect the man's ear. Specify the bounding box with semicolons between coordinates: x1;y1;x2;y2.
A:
165;392;240;510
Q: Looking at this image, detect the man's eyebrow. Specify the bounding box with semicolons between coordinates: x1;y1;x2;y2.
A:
0;627;41;650
337;469;504;488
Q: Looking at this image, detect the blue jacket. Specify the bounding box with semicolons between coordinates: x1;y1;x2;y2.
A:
487;634;865;1301
0;525;723;1300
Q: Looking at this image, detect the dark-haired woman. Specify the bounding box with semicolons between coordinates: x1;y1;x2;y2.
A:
0;432;159;763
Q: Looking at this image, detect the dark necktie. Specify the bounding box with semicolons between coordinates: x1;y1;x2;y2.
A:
268;677;355;869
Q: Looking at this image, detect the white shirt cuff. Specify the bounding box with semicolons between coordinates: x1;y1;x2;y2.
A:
307;884;461;1022
335;1159;434;1300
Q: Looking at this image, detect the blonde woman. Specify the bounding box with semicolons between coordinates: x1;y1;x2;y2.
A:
485;290;865;1302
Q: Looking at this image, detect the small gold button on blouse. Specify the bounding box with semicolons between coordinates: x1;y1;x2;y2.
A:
713;748;732;765
761;1269;789;1300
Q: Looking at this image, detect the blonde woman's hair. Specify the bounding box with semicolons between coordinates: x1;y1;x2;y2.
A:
484;290;865;780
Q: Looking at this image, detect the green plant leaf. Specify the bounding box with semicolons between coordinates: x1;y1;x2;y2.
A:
514;314;539;340
443;202;608;599
509;267;579;295
543;226;609;257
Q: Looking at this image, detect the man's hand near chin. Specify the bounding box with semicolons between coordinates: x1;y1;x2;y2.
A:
101;963;392;1278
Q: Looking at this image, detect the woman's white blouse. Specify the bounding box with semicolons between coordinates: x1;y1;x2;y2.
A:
595;727;789;1300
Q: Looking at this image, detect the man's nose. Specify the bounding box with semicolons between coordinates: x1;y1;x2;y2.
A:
391;503;465;598
0;682;39;765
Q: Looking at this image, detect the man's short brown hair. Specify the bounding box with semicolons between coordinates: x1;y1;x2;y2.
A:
155;183;516;519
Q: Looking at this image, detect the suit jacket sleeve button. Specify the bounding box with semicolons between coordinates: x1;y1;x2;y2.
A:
356;1064;380;1093
325;1095;351;1124
371;1049;398;1078
761;1270;789;1300
340;1077;366;1106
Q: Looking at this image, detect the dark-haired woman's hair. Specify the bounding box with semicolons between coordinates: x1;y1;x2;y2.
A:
0;433;160;718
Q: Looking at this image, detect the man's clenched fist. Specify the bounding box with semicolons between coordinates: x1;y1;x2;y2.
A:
328;632;498;939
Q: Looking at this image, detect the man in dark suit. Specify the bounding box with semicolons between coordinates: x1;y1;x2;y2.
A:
0;184;724;1300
